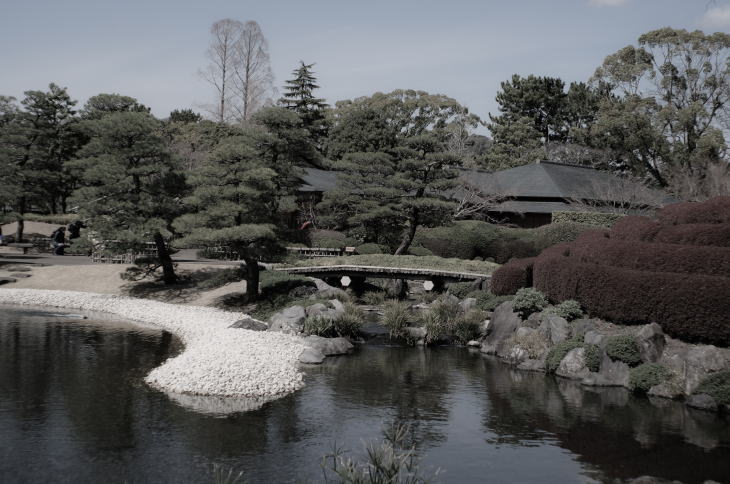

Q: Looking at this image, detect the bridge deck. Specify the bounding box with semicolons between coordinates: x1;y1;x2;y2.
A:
276;264;491;282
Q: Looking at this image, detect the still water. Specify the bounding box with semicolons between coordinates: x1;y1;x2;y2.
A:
0;306;729;484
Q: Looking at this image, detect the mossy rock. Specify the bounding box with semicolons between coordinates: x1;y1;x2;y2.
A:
546;338;583;373
694;371;730;405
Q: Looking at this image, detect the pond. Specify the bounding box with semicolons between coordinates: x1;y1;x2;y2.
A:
1;306;729;483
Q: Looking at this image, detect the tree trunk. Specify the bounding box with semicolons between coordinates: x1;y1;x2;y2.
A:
394;214;418;256
15;196;25;242
153;232;177;285
243;256;260;302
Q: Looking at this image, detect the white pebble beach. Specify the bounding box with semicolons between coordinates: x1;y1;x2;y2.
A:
0;288;307;400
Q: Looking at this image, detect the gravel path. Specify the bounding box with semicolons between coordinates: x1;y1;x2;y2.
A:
0;288;307;399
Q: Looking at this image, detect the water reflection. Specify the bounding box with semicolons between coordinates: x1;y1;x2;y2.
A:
0;308;728;484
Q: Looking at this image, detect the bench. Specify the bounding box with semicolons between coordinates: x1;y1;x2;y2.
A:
7;243;35;255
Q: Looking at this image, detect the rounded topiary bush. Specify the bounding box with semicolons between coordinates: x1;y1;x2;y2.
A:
656;196;730;225
545;300;584;322
490;257;535;296
605;335;642;367
408;245;433;256
629;363;672;393
512;288;548;319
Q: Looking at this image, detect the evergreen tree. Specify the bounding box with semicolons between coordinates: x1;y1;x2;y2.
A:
279;61;328;148
319;133;460;254
174;138;283;301
0;84;81;240
70;111;185;284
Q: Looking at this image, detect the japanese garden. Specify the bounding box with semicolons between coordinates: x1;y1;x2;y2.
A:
1;7;729;484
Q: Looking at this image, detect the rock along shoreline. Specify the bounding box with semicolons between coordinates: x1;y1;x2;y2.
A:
0;288;307;400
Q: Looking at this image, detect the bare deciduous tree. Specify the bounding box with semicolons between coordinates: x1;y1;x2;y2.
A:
232;21;275;123
668;161;730;201
569;177;668;214
200;19;242;123
451;181;508;220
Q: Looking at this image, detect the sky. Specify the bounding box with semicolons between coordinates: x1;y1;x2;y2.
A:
1;0;729;126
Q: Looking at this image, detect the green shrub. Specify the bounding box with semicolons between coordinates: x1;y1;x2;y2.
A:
629;363;672;392
355;243;388;254
447;281;477;299
381;300;412;338
421;310;447;344
512;288;549;319
259;271;314;297
408;245;433;256
546;338;583;373
583;344;602;372
304;302;363;338
309;229;358;248
453;309;487;344
430;296;461;326
534;222;594;250
552;211;625;227
605;334;642;367
361;290;387;306
468;290;513;312
694;371;730;405
545;300;584;322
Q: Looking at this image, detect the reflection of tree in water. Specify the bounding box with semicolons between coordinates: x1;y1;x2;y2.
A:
314;347;459;449
480;356;730;483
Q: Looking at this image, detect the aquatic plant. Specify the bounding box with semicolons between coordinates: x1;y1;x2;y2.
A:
381;300;412;339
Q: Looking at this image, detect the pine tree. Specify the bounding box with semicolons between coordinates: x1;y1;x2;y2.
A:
279;61;328;147
70;111;185;284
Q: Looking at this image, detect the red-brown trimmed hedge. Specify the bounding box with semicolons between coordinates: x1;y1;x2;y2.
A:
656;196;730;225
491;257;536;295
609;216;661;241
652;224;730;247
534;254;730;345
567;238;730;277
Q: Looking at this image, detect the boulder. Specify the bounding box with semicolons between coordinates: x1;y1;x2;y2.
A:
637;323;665;363
405;326;427;340
517;358;546;372
648;381;684;400
686;393;718;412
524;312;542;329
583;353;630;387
571;318;598;340
480;302;521;355
443;294;460;306
459;297;477;313
305;303;329;317
538;315;570;345
229;318;268;331
557;347;591;380
328;299;346;317
584;330;606;347
269;305;306;334
467;340;481;348
304;335;353;356
299;347;326;364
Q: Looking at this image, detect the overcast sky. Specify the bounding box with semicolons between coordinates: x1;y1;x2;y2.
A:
1;0;729;125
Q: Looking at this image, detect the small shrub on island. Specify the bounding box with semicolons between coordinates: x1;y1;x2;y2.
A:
629;363;672;393
447;281;478;299
694;371;730;406
605;335;643;367
512;288;549;319
355;243;388;254
545;300;584;322
381;300;412;339
453;310;488;345
303;302;364;338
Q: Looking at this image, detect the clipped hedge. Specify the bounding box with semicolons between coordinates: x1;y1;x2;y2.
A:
552;211;625;227
567;237;730;277
609;216;661;241
533;254;730;346
490;257;536;295
356;243;388;254
651;224;730;247
656;196;730;225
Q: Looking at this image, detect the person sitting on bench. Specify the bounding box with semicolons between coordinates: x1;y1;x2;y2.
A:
51;227;67;255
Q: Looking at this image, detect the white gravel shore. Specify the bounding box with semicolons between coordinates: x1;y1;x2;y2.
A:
0;288;307;400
